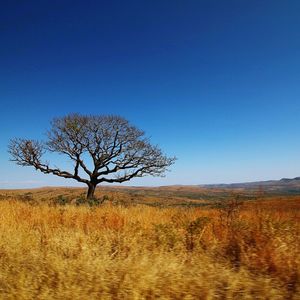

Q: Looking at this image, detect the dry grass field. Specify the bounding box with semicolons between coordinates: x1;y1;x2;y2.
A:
0;188;299;299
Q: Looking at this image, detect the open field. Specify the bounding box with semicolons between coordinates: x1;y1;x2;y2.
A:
0;188;299;299
0;184;289;207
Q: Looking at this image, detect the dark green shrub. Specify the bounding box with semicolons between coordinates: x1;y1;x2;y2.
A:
55;195;69;206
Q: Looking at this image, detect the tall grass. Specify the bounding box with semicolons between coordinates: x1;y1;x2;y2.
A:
0;197;299;299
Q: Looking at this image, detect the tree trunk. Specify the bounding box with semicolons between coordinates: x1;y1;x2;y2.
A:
87;183;96;200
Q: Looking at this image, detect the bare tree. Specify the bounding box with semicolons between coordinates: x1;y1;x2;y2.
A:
8;114;176;200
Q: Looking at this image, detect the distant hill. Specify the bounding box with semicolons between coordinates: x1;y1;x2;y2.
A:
200;177;300;195
1;177;300;206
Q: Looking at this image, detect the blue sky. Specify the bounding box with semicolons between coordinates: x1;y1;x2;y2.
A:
1;1;300;188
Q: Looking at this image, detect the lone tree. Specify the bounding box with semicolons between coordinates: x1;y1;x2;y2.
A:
8;114;176;200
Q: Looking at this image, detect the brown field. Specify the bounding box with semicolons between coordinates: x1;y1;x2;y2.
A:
0;188;299;299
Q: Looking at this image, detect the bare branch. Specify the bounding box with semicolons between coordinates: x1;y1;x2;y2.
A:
8;138;89;184
8;114;176;199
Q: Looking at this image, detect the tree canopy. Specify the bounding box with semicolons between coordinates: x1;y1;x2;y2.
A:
9;114;176;199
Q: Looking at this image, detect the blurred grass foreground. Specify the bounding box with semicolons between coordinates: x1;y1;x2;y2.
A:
0;189;299;299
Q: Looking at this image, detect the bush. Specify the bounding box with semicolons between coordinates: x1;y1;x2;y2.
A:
55;195;69;206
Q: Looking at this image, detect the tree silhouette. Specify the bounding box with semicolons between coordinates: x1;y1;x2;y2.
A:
9;114;176;199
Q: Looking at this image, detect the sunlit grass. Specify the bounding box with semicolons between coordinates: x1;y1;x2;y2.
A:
0;195;299;299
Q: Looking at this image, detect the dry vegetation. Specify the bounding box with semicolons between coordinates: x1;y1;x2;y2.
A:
0;189;299;299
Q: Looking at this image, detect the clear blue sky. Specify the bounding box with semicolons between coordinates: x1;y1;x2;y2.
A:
1;1;300;188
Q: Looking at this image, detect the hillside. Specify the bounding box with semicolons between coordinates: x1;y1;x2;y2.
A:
1;177;300;207
201;177;300;195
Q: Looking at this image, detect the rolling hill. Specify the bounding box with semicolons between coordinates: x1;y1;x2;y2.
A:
200;177;300;194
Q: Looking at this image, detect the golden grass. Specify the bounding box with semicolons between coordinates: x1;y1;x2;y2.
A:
0;196;299;299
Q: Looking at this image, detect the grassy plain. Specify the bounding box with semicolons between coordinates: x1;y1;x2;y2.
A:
0;187;299;299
